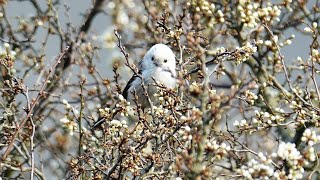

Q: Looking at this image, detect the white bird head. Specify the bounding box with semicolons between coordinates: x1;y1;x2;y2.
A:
140;44;176;74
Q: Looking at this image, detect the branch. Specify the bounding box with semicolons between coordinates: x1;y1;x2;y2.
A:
78;0;107;35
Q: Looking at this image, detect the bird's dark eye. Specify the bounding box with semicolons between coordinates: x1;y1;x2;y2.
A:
164;59;167;63
151;56;155;61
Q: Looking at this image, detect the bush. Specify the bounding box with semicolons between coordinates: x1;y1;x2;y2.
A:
0;0;320;179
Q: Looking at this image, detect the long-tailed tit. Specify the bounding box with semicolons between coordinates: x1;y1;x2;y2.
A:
92;44;176;129
123;43;176;108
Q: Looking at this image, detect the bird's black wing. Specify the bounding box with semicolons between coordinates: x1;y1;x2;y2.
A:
123;58;144;99
122;72;141;99
91;116;106;130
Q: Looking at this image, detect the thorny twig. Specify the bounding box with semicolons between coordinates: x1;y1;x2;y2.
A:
114;29;139;74
186;51;235;77
1;46;69;162
263;24;319;112
1;163;46;180
114;29;154;111
31;0;107;118
22;86;36;180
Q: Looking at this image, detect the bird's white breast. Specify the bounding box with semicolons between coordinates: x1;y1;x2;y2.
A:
143;67;176;88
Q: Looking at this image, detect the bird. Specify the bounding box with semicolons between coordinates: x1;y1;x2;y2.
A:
92;44;176;129
122;43;176;108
